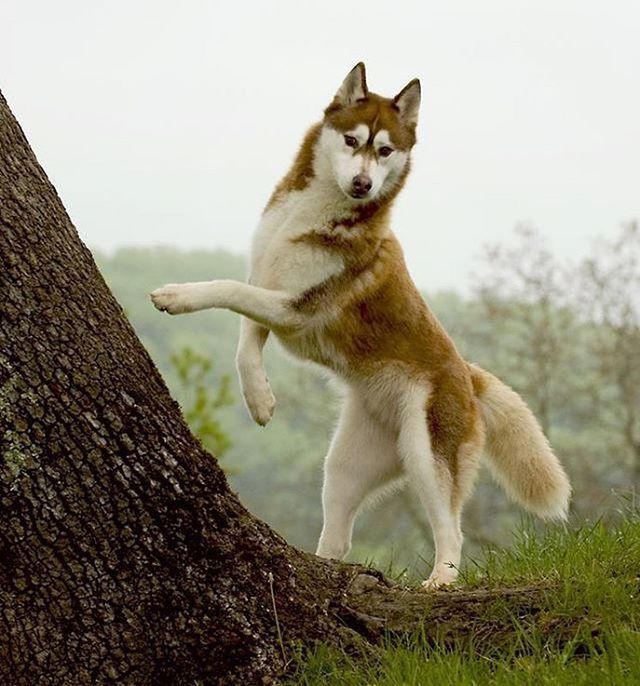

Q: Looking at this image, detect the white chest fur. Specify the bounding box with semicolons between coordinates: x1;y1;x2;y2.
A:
248;181;349;295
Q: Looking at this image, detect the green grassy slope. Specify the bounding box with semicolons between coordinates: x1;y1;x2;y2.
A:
292;517;640;685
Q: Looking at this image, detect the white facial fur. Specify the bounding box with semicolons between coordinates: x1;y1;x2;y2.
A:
315;125;409;202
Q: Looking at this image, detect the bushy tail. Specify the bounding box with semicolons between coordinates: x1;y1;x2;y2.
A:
469;363;571;520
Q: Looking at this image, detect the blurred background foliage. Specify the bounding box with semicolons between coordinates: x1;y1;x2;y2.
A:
94;221;639;577
170;346;233;468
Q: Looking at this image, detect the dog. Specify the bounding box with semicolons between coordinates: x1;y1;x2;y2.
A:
151;63;571;588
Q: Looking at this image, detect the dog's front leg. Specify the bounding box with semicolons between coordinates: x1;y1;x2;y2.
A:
150;279;302;330
235;318;275;426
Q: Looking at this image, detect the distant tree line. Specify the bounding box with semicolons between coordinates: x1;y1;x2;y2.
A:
96;220;640;572
472;222;640;511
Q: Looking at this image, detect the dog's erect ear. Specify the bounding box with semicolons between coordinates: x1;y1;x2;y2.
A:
393;78;421;126
333;62;368;108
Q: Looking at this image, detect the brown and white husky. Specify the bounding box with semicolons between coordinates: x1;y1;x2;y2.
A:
151;63;571;588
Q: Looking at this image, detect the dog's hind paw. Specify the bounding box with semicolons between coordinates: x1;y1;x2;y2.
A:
421;564;458;590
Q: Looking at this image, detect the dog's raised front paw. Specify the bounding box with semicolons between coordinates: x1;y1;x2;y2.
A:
150;284;196;315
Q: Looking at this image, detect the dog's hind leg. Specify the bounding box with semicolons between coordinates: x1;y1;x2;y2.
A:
397;389;463;589
316;391;401;561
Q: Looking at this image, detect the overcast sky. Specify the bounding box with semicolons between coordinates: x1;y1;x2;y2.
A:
4;0;639;291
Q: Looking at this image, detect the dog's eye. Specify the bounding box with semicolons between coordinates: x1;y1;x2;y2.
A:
379;146;394;158
344;135;358;148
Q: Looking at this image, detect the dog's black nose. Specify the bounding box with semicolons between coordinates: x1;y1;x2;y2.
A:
351;174;372;196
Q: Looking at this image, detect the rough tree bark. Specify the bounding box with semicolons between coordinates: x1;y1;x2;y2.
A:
0;89;368;684
0;91;547;685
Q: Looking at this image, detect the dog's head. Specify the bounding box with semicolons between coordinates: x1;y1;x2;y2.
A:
317;63;421;203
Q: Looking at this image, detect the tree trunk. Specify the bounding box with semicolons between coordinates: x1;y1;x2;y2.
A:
0;90;359;685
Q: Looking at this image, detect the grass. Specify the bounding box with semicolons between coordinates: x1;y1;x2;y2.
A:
290;514;640;685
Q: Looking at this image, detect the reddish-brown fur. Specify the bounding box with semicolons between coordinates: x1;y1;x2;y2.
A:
270;93;483;508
